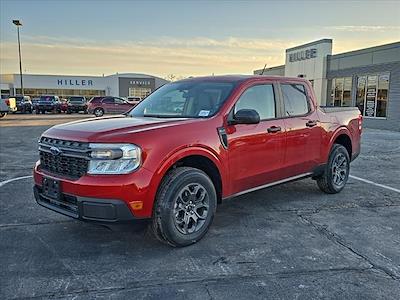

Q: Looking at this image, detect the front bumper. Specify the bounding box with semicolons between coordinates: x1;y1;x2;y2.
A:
34;185;136;222
37;105;56;111
68;105;86;111
33;162;155;219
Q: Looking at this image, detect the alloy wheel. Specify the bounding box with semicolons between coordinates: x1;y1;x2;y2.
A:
173;183;209;235
332;153;348;187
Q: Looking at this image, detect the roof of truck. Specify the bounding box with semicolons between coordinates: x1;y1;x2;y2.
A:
177;75;308;84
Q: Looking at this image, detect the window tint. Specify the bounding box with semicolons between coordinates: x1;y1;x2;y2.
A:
130;82;235;118
281;84;309;116
114;98;125;104
234;85;275;120
102;98;115;104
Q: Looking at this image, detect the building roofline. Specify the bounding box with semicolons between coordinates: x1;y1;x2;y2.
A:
330;41;400;59
254;65;285;73
286;39;332;52
0;73;166;80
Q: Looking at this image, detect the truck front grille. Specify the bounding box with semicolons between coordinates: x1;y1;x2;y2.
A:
39;137;90;179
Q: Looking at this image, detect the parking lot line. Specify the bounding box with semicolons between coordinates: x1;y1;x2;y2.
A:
0;175;33;188
350;175;400;193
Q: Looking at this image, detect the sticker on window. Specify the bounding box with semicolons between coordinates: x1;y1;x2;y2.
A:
198;110;210;117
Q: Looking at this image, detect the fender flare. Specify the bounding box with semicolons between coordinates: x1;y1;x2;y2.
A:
145;145;227;207
325;126;352;159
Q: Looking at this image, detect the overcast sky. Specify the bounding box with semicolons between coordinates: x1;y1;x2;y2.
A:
1;0;399;78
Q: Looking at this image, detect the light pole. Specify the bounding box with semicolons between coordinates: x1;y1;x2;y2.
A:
13;19;24;96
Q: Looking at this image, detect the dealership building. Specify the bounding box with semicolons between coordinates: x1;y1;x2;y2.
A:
254;39;400;131
0;73;168;100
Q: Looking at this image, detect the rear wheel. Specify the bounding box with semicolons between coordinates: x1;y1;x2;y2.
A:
152;167;217;247
316;144;350;194
94;107;104;117
0;112;7;118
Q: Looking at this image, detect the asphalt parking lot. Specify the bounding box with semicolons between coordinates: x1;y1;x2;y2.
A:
1;114;399;299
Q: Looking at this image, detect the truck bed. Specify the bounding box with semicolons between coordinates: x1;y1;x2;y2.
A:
319;106;360;114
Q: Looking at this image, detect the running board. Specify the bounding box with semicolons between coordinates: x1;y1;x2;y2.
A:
224;172;313;199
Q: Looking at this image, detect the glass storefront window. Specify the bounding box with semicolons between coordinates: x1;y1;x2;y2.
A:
330;77;352;106
377;74;389;117
365;75;378;117
342;77;352;107
356;73;389;118
356;76;366;115
334;78;344;106
15;88;106;98
129;87;152;99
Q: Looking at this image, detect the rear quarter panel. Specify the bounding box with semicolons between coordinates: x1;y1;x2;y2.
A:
317;108;361;162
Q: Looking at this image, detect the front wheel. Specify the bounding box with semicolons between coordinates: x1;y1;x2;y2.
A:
316;144;350;194
152;167;217;247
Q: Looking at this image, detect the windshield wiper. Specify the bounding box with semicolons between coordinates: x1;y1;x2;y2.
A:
141;114;189;118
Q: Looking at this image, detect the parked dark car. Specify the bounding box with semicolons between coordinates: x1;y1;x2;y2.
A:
35;95;62;114
13;95;33;113
87;96;134;117
67;96;87;114
31;97;40;110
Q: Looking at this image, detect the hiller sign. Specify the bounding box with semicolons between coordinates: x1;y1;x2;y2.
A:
289;48;317;62
57;79;94;86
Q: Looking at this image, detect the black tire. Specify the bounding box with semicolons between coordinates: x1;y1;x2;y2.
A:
0;112;7;118
317;144;350;194
152;167;217;247
94;107;104;117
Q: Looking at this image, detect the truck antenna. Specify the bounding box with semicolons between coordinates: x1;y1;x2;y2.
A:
260;64;267;75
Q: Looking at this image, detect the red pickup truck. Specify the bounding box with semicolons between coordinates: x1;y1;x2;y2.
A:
33;75;362;247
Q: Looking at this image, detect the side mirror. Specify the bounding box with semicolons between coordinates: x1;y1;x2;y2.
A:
231;109;260;125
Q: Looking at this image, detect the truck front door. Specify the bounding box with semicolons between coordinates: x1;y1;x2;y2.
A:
226;83;286;195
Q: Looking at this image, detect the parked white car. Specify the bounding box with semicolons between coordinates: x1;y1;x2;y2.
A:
0;97;17;118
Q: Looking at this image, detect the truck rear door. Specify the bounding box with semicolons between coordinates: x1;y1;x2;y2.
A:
280;82;322;175
226;82;287;195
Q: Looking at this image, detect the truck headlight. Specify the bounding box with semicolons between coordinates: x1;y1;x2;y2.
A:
88;143;141;174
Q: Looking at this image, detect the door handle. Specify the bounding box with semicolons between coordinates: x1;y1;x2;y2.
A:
267;126;282;133
306;120;318;127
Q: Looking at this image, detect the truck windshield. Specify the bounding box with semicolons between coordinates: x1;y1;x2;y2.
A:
68;97;85;103
129;81;235;118
39;96;54;102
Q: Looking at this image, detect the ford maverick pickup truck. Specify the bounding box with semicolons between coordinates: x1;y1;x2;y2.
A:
34;75;362;246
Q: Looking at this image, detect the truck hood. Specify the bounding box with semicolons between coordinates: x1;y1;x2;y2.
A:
43;115;197;141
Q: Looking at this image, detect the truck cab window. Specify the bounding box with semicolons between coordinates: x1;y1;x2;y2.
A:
281;84;309;116
234;84;276;120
